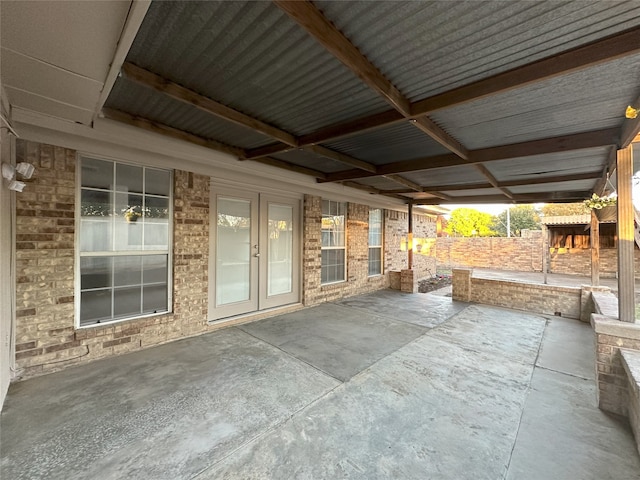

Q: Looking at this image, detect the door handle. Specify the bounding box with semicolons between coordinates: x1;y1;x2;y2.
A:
254;253;260;257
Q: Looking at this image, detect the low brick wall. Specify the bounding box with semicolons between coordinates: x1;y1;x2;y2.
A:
621;350;640;455
590;292;640;454
438;236;640;278
591;313;640;417
452;268;581;319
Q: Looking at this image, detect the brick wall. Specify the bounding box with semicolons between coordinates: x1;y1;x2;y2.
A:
620;351;640;455
15;141;79;378
550;248;620;277
13;140;213;379
451;268;581;319
438;236;640;278
471;278;581;319
437;237;542;272
303;196;387;305
13;142;439;380
302;197;437;306
591;314;640;417
385;209;437;279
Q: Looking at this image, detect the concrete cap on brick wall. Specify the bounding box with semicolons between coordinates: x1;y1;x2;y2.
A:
592;314;640;340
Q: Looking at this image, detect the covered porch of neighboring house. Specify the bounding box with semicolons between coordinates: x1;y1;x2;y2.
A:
2;290;639;479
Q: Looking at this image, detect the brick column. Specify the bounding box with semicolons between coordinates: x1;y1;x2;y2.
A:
580;286;611;322
452;268;472;302
592;315;640;416
400;269;416;293
302;195;322;306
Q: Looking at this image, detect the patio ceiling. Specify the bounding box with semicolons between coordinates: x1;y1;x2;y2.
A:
4;1;640;205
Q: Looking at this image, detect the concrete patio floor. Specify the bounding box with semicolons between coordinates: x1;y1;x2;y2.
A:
2;290;639;479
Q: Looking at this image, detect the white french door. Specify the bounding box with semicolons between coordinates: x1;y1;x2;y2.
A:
209;188;300;320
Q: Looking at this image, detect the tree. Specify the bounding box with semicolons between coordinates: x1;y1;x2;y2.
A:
541;202;589;217
492;205;541;237
445;208;496;237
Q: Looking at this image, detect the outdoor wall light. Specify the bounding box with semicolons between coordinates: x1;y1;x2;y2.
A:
8;180;25;192
1;162;35;192
626;105;638;119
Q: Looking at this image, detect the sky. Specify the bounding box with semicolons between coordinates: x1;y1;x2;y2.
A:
445;204;511;216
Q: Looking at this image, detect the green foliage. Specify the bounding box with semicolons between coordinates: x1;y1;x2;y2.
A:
541;202;589;216
583;193;617;210
445;208;496;237
492;205;541;237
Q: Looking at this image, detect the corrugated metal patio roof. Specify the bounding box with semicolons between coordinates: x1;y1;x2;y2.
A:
8;0;639;207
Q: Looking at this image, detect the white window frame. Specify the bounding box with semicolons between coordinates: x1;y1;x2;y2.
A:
75;155;173;328
321;200;346;285
368;208;383;276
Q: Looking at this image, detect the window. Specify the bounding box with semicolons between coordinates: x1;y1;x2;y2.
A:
78;156;172;326
368;208;383;276
321;200;346;284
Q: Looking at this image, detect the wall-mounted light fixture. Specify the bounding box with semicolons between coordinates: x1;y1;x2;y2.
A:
626;105;638;119
2;162;35;192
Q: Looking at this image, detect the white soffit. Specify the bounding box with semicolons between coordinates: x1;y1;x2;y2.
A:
1;1;133;124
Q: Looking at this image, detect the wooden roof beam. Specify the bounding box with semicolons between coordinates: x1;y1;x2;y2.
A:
274;0;468;159
415;191;593;205
102;108;245;158
340;181;412;201
411;117;469;160
412;26;640;115
304;145;377;173
245;26;640;161
273;1;410;116
103;109;326;180
474;164;513;199
121;62;298;148
256;156;327;179
593;146;618;195
385;171;601;195
320;128;619;183
381;174;453;201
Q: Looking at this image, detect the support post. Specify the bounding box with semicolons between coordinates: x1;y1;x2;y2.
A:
542;224;548;284
407;203;413;270
591;210;600;286
617;146;635;323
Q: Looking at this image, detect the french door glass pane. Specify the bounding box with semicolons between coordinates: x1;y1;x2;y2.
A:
268;204;293;296
217;197;251;305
